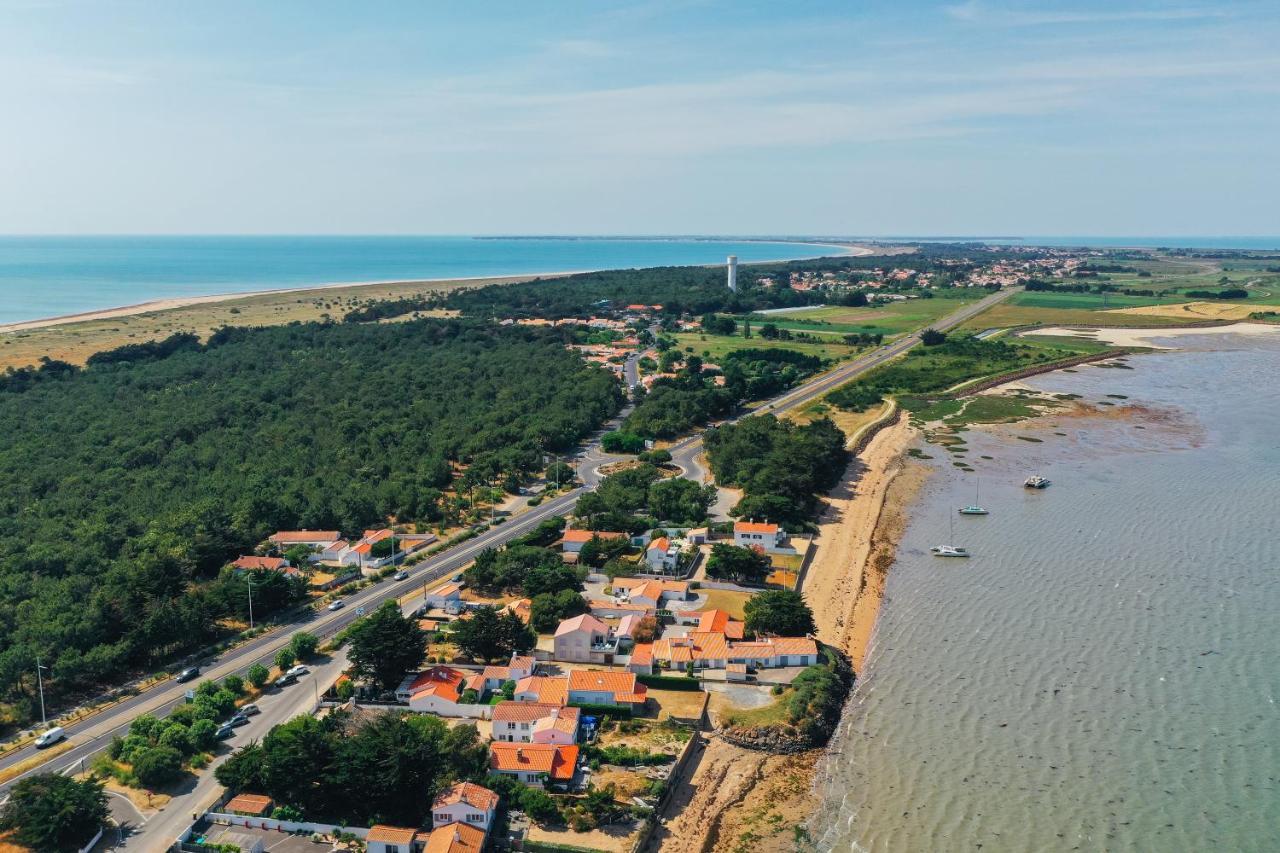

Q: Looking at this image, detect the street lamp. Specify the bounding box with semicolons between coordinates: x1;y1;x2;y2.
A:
246;577;255;630
35;657;48;727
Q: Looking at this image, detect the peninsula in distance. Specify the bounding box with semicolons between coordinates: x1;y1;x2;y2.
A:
0;3;1276;853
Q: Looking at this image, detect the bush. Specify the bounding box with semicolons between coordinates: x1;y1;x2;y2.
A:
636;674;701;691
246;663;269;689
289;631;319;660
274;647;296;671
602;431;647;454
222;674;244;695
132;745;184;789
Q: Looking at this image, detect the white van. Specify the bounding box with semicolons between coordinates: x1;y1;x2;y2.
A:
34;726;65;748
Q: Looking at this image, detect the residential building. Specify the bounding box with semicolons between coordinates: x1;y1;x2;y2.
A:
223;793;272;817
268;530;340;548
614;577;690;609
366;825;422;853
425;582;463;610
431;781;499;833
560;529;626;555
652;631;730;670
480;654;536;692
230;556;299;576
513;675;568;706
695;608;745;640
627;643;654;675
733;521;786;552
491;702;580;745
488;743;578;788
422;822;485;853
396;666;486;717
726;636;820;668
314;539;349;563
567;670;647;710
553;614;613;663
644;536;678;571
503;597;532;624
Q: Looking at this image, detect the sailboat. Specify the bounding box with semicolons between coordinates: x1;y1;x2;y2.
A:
958;479;989;515
931;512;970;557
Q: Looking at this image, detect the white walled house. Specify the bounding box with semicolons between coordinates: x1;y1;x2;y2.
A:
431;781;499;834
732;521;786;552
553;614;612;663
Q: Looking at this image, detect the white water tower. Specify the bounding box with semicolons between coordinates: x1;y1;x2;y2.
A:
727;255;738;292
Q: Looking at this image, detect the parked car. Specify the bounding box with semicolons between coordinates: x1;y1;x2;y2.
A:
239;703;260;716
286;665;309;678
34;727;65;748
176;666;200;683
216;724;236;740
327;599;344;611
274;673;297;688
228;713;250;728
451;573;465;584
393;570;409;581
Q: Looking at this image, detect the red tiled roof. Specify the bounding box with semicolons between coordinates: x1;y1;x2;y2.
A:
433;781;500;812
423;822;485;853
404;666;467;703
492;701;561;723
224;793;272;816
269;530;339;543
555;613;607;638
367;825;418;844
562;529;626;544
734;521;780;535
489;743;578;780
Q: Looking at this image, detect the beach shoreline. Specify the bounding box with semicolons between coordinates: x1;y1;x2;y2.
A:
0;243;875;334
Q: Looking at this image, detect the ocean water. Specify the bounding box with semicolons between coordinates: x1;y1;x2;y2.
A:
810;331;1280;852
877;236;1280;250
0;236;833;324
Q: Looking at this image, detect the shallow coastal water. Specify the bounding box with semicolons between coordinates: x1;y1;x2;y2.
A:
0;236;830;323
810;331;1280;852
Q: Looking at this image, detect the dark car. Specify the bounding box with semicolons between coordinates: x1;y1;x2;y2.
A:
176;666;200;683
274;673;297;688
228;713;250;728
215;723;235;740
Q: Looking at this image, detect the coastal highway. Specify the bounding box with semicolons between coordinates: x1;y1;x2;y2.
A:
0;285;1015;846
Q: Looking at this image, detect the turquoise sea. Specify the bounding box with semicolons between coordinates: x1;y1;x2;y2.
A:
810;330;1280;851
0;236;834;324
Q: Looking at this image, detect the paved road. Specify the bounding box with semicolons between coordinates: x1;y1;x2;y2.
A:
1;286;1016;849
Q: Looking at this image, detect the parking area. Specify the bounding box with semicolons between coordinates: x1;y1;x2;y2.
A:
199;823;330;852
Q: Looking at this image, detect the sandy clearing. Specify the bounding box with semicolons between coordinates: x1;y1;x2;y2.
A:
1108;301;1260;321
1022;322;1280;349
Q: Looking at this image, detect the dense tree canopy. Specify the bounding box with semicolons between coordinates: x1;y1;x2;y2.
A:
704;415;848;529
0;774;108;852
215;709;487;826
574;463;715;529
451;606;535;663
346;602;427;691
705;543;772;584
743;589;817;637
0;319;621;724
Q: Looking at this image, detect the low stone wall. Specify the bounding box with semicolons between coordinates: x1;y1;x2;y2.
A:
953;349;1127;397
718;725;813;754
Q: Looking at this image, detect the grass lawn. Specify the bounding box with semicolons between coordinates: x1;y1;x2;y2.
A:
722;692;791;727
672;332;856;363
698;588;753;619
787;398;891;445
743;290;986;337
645;687;709;722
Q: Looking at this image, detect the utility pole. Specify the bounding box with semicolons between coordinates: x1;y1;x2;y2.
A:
247;578;255;630
35;657;47;727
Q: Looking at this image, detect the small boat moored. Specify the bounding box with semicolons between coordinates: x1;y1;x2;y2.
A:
931;545;970;557
1024;475;1051;489
958;479;989;515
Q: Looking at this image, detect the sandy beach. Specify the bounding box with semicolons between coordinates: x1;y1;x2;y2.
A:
1022;321;1280;350
654;416;927;852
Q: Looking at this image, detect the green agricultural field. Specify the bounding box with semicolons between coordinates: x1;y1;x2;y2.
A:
1012;291;1178;310
672;331;856;363
740;289;986;337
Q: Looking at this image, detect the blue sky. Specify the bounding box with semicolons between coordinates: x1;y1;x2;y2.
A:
1;1;1276;236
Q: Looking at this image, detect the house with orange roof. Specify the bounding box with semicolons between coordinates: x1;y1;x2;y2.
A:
489;743;579;788
627;642;655;675
513;675;568;706
366;825;426;853
431;781;500;833
696;609;745;640
268;530;340;547
479;654;536;692
643;536;677;571
223;792;272;816
614;576;690;608
230;556;300;577
503;598;532;624
567;669;647;710
425;582;463;611
421;821;485;853
337;529;437;573
651;631;731;670
559;528;627;555
553;614;614;663
396;666;490;717
491;701;580;745
733;520;786;552
726;636;820;668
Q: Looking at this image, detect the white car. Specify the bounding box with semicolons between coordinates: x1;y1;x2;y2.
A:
327;599;344;611
286;665;309;678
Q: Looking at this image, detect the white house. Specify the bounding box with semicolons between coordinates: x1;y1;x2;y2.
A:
566;669;647;710
397;666;489;718
480;654;536;692
365;826;422;853
431;781;500;833
644;536;681;571
726;636;820;668
425;582;464;610
732;521;786;553
613;578;690;610
489;743;579;788
553;614;612;663
313;540;349;563
491;702;580;745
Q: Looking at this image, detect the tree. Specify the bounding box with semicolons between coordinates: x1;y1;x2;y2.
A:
706;544;771;583
190;718;218;751
577;535;629;569
370;536;398;558
452;606;534;663
133;745;185;789
289;631;319;660
274;647;296;671
632;615;659;644
648;478;714;524
545;461;575;486
347;601;427;690
529;590;590;633
222;674;244;695
601;431;646;454
744;589;816;637
0;774;108;852
921;328;947;346
246;663;269;689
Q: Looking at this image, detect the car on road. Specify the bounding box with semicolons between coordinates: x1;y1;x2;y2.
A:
274;673;298;688
239;703;260;716
228;713;250;728
451;573;465;584
327;599;344;610
286;665;309;678
393;570;409;581
176;666;200;683
34;727;65;748
355;606;365;616
216;724;236;740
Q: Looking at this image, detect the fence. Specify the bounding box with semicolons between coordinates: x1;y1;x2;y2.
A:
203;811;370;839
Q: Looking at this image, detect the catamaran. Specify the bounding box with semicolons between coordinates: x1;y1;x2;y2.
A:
1024;475;1051;489
958;479;988;515
932;513;970;557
